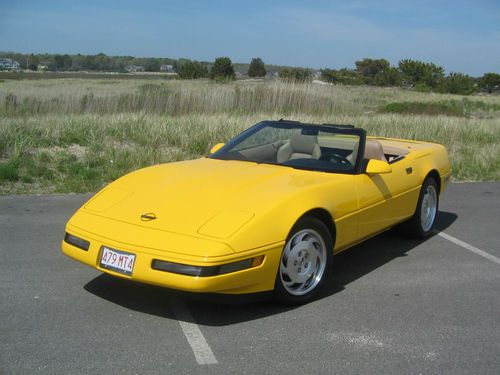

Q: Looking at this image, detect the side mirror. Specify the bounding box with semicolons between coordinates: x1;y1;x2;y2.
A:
366;159;392;175
209;143;225;154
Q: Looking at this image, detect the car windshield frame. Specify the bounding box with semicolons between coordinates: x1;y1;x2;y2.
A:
209;120;367;174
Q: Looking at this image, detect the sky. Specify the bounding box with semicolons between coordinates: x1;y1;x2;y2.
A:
1;0;499;76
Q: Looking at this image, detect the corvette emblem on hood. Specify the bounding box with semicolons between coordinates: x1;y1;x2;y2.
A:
140;213;157;221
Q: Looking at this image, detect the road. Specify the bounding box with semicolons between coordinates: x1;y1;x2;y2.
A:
1;183;499;374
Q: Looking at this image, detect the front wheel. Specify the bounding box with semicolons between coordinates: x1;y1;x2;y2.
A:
274;216;333;305
401;177;439;238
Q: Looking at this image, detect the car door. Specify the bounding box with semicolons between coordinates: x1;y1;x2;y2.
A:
354;156;421;240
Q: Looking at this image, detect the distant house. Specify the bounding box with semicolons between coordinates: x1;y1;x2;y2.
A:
0;58;21;70
160;64;174;72
0;59;10;69
125;65;145;73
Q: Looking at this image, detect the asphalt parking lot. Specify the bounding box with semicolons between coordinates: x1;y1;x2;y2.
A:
1;182;499;374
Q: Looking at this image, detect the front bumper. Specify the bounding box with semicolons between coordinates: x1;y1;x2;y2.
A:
62;225;283;295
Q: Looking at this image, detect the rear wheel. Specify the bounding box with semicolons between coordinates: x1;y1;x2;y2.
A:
274;216;333;305
401;177;439;238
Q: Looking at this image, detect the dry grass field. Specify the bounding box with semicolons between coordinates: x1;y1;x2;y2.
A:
1;78;499;194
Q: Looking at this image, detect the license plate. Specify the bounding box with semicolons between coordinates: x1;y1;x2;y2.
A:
99;247;136;276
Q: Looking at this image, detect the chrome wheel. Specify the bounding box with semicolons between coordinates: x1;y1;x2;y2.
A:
420;184;438;232
279;229;327;296
399;177;439;238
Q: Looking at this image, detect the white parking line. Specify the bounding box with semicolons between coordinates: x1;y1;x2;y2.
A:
171;300;218;365
434;230;500;265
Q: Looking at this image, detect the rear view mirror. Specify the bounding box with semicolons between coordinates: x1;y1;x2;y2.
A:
210;143;225;154
366;159;392;175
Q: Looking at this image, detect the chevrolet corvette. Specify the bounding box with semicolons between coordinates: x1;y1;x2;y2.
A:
62;119;451;304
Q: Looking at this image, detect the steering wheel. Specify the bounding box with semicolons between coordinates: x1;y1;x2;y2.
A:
329;153;351;166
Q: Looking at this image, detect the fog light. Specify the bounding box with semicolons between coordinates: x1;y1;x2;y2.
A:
64;232;90;251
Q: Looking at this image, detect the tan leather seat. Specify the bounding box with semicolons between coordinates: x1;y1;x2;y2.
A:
277;133;321;163
364;139;388;162
347;140;359;164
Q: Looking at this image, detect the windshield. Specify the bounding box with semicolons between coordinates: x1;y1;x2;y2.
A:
210;121;365;173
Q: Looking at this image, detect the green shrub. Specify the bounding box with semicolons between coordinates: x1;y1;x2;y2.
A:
248;58;266;77
320;68;362;85
438;73;477;95
355;58;390;78
373;67;401;86
383;101;464;117
398;59;445;88
0;161;19;181
210;57;236;82
280;68;312;83
414;83;433;93
178;61;209;80
478;73;500;93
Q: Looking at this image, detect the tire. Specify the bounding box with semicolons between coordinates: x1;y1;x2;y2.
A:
274;216;334;305
401;177;439;238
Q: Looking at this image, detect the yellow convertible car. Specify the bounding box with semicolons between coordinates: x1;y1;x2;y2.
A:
63;120;451;304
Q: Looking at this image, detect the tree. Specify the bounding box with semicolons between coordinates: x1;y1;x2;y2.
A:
210;57;236;81
478;73;500;93
178;60;209;79
398;59;445;89
355;58;390;83
438;73;476;95
373;67;401;86
54;55;71;70
83;55;97;70
95;53;112;71
54;54;65;70
355;58;402;86
70;54;85;71
62;54;72;70
174;58;190;73
279;67;312;82
28;54;39;71
144;58;160;72
320;68;362;85
248;57;266;77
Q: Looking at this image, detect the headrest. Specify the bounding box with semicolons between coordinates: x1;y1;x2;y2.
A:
364;139;387;162
289;133;319;154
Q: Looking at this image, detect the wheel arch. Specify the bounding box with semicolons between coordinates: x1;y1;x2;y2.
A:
425;169;441;194
296;208;336;245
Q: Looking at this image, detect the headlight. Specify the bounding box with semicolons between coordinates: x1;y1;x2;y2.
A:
64;232;90;251
151;256;264;277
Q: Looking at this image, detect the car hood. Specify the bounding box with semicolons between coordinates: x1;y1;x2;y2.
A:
79;158;341;241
